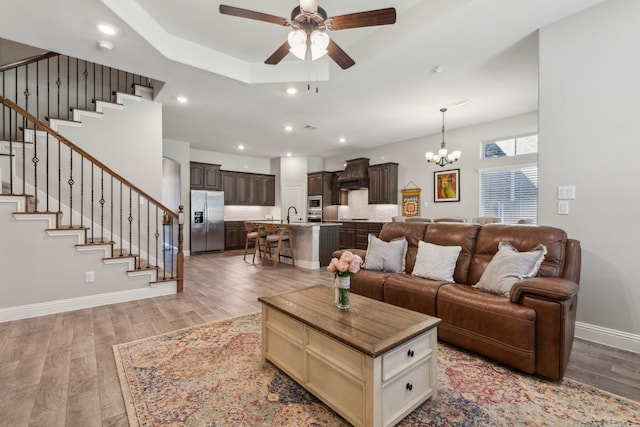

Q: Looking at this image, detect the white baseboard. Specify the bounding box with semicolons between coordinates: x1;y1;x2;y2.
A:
575;321;640;354
0;283;177;322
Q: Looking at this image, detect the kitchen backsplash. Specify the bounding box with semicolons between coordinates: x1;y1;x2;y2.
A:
326;189;399;221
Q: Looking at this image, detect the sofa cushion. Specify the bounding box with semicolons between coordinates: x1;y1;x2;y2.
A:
378;222;429;274
362;234;408;272
422;223;481;284
468;224;567;285
383;274;445;316
412;241;461;282
350;269;392;301
436;283;536;374
473;242;547;297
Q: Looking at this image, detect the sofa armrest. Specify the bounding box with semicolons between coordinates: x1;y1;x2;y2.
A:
510;277;579;304
331;248;368;261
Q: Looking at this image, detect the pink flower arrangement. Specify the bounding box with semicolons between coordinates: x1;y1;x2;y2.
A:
327;251;363;277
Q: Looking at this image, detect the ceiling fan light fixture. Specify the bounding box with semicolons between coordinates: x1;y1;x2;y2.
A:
288;29;307;60
299;0;318;14
310;30;329;60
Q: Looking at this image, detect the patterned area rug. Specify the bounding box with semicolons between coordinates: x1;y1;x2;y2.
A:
113;313;640;426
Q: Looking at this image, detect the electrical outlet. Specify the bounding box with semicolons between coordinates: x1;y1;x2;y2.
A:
85;271;95;283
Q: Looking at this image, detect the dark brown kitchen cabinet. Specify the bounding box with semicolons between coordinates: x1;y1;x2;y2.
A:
309;171;346;206
222;170;275;206
190;162;221;190
331;172;348;205
224;221;246;250
339;222;356;249
368;162;398;204
340;221;384;250
308;172;324;196
250;174;276;206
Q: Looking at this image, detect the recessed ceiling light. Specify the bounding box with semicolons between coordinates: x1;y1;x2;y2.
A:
286;152;292;157
284;125;293;132
238;144;245;150
98;24;117;36
286;87;298;95
97;41;114;51
338;137;346;143
432;65;444;73
176;96;188;103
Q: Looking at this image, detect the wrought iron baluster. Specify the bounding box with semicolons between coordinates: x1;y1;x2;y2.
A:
119;181;123;255
58;135;61;212
91;162;94;242
83;60;88;110
75;57;78;115
137;194;141;268
147;201;150;270
46;132;50;211
128;187;133;266
68;146;74;227
100;170;105;243
56;56;61;120
22;115;26;195
80;155;84;227
110;176;114;244
32;120;39;211
155;206;159;268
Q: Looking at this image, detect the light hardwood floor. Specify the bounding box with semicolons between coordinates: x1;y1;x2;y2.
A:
0;251;638;426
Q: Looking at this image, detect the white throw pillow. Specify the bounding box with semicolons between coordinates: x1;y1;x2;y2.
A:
473;241;547;297
412;241;462;282
362;234;408;273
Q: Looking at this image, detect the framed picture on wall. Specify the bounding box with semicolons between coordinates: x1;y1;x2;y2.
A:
434;169;460;202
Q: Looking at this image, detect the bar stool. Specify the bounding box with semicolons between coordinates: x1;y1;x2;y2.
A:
243;222;260;263
263;223;295;267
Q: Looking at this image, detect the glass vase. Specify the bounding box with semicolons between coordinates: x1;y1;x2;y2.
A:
336;275;350;310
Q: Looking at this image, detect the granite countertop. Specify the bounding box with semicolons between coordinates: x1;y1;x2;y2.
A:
252;221;339;228
324;219;390;224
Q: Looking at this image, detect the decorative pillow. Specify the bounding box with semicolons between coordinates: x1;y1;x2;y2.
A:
362;234;408;273
412;241;462;282
474;241;547;297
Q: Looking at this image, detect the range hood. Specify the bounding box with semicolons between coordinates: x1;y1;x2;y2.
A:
337;158;370;189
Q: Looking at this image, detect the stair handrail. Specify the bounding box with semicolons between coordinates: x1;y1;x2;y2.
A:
0;95;184;291
0;51;60;73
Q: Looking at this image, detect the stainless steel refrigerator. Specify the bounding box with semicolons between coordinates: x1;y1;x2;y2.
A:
190;190;224;253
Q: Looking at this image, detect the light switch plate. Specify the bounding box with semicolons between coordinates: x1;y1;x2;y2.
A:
558;185;576;200
557;200;570;215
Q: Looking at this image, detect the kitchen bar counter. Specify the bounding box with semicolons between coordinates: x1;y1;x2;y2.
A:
253;222;340;269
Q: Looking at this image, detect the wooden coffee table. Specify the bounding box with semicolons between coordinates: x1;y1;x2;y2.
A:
258;285;441;427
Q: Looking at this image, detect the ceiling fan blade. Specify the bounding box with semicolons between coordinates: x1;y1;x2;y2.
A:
328;8;396;30
327;39;355;70
265;41;291;65
219;5;289;26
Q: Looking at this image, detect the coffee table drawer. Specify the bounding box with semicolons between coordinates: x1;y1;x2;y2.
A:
382;329;434;381
382;357;433;425
264;327;304;381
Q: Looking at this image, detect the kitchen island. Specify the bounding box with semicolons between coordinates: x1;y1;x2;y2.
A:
254;222;340;269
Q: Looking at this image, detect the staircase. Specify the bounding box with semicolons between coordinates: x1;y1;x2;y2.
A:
0;52;183;322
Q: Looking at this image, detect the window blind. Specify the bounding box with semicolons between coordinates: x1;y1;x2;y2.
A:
479;165;538;224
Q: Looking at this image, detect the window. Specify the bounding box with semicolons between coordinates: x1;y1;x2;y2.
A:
483;134;538;159
479;134;538;224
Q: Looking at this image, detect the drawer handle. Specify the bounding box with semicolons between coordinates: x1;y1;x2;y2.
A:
407;349;414;357
406;383;413;391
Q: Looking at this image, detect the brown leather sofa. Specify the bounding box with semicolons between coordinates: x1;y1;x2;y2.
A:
334;222;581;381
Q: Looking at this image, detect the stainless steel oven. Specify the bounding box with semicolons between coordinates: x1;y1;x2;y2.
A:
308;195;323;222
307;210;322;222
308;195;322;210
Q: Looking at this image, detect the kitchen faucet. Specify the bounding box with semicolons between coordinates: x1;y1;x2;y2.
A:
287;206;298;224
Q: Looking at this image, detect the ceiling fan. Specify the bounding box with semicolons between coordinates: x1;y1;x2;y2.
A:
219;1;396;69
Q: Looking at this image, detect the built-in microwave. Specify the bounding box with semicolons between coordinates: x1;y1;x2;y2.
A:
308;195;322;210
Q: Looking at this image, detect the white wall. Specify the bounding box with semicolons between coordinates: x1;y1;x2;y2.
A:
190;148;272;173
163;139;191;251
57;96;163;201
539;0;640;343
324;112;538;222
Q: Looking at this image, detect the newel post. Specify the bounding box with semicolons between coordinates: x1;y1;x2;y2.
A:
177;205;185;292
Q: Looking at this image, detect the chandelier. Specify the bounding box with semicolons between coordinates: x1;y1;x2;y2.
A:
425;108;461;167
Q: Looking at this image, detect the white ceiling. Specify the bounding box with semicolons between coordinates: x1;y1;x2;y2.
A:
0;0;605;159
